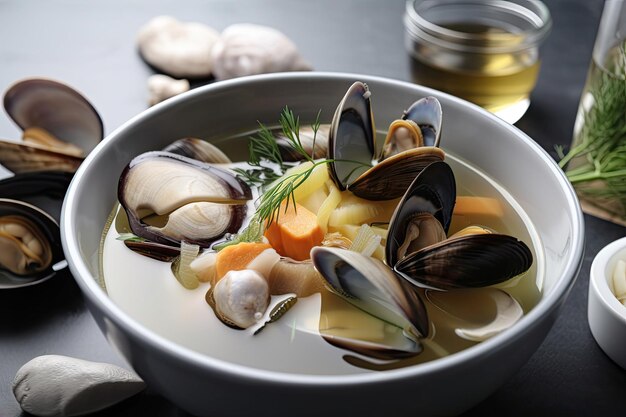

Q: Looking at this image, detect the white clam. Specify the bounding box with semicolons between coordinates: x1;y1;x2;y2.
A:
147;74;190;106
211;23;311;80
454;289;523;342
213;269;270;328
427;288;523;343
12;355;145;417
137;15;219;78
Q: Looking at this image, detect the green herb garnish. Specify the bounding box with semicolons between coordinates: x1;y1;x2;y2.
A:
213;218;264;251
557;40;626;217
218;107;326;250
116;233;146;242
248;123;285;169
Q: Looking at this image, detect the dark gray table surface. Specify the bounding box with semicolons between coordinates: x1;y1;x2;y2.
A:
1;0;625;416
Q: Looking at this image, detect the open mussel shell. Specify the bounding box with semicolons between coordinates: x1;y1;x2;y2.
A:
327;83;446;200
385;161;456;267
3;78;103;154
118;151;251;247
0;198;65;288
402;96;442;147
327;81;376;190
348;147;445;200
321;331;422;360
0;171;73;200
0;139;83;173
311;246;429;340
379;119;424;160
395;233;534;290
162;137;232;164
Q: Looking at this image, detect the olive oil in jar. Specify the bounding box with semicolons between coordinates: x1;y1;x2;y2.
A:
404;0;551;119
410;23;541;113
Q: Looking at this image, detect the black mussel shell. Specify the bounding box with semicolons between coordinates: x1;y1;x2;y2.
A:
402;96;443;147
327;81;376;190
394;233;534;290
386;161;456;267
0;171;73;200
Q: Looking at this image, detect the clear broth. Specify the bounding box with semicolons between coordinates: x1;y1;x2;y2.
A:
100;134;544;375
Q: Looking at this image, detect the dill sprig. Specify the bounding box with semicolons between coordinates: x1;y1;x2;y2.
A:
256;159;332;225
249;123;285;169
558;40;626;216
234;107;322;189
277;106;318;164
216;107;325;250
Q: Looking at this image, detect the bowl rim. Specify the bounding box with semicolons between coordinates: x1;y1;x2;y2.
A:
590;236;626;323
61;71;585;386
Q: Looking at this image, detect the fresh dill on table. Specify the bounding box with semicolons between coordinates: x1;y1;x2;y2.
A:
557;40;626;219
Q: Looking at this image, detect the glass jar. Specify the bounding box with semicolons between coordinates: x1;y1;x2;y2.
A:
404;0;552;122
561;0;626;225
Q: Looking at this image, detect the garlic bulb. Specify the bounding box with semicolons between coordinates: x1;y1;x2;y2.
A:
213;269;270;328
211;23;311;80
13;355;145;417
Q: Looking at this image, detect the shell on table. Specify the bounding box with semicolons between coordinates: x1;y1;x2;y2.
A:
1;78;103;174
211;23;311;80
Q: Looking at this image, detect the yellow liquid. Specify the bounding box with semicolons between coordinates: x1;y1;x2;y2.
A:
101;135;544;374
410;23;541;113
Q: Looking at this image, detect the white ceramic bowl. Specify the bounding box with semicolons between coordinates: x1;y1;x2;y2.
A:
61;73;584;417
588;236;626;369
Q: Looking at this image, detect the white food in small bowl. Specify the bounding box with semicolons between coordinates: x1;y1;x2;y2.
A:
588;236;626;369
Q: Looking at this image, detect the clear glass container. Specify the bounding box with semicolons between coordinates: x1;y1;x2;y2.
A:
404;0;552;122
561;0;626;225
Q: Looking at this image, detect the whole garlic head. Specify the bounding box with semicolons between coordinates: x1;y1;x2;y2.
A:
211;23;311;80
213;269;270;328
137;15;219;78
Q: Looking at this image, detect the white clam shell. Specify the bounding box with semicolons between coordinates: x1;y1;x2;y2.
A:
211;23;311;80
12;355;145;417
137;15;219;78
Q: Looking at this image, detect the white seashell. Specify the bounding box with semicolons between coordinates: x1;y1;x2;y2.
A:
147;74;190;106
137;15;219;78
211;23;311;80
12;355;145;417
454;289;523;342
213;269;270;328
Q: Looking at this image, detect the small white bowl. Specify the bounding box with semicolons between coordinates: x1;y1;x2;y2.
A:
588;236;626;369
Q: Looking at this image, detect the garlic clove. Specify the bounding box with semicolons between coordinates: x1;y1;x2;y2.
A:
147;74;190;106
13;355;145;417
213;269;270;328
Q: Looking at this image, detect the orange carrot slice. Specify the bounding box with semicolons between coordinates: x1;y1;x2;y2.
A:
264;201;324;261
215;242;271;280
